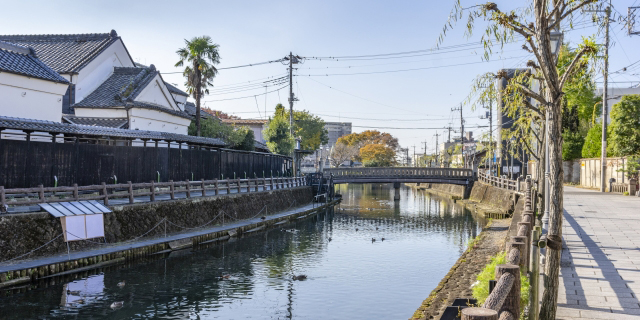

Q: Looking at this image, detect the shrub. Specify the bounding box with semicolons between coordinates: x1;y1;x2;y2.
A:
472;251;530;314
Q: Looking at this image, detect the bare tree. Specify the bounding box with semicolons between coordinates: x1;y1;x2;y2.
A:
330;142;359;167
441;1;601;319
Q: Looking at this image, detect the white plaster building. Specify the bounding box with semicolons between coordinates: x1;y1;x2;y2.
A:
0;41;69;122
0;30;193;134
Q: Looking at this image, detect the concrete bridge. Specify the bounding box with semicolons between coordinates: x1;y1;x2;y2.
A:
322;167;473;200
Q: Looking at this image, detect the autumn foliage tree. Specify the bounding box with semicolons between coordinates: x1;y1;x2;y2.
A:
359;144;396;167
336;130;399;167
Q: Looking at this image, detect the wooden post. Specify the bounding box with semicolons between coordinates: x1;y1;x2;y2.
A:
0;186;5;213
529;228;540;320
38;184;44;203
254;179;259;192
247;179;251;193
201;179;206;197
73;183;78;200
186;179;191;198
169;180;175;200
226;179;231;194
495;264;520;318
150;180;155;202
128;181;134;204
511;235;528;269
271;177;275;190
507;240;526;268
214;179;219;195
461;307;498;320
102;182;109;206
237;178;241;193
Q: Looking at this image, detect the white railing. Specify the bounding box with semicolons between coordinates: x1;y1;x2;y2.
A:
478;171;521;192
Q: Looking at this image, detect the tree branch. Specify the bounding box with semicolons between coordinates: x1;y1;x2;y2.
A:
558;46;590;91
513;82;548;105
522;137;540;161
548;0;598;31
523;99;544;117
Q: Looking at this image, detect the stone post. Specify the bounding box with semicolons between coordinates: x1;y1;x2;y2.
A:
393;182;401;201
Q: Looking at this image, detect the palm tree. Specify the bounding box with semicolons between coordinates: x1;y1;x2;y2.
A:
175;36;220;136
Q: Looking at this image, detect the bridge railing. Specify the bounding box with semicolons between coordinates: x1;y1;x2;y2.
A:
323;167;473;179
478;171;522;192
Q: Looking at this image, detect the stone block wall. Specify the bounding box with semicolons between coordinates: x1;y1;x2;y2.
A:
0;187;312;262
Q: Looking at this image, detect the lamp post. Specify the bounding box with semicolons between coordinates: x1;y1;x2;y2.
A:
542;30;564;231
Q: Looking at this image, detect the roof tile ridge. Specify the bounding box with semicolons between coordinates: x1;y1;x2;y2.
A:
0;33;112;42
129;65;159;101
27;53;69;84
116;67;152;101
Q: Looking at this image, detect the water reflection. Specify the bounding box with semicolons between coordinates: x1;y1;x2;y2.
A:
1;184;482;320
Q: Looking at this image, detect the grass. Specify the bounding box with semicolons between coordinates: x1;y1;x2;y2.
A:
472;251;530;315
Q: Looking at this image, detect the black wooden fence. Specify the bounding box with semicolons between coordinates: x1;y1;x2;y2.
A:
0;139;292;189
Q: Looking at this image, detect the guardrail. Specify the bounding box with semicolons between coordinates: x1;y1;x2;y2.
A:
0;177;306;212
323;167;473;178
478;171;524;192
462;178;537;320
611;182;629;194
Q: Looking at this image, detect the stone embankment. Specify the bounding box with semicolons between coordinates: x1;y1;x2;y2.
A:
410;181;526;319
0;187;329;291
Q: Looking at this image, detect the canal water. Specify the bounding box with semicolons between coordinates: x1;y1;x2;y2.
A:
2;184;484;319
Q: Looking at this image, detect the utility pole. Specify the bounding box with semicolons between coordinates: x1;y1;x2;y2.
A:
286;52;299;176
434;133;440;167
412;145;416;167
451;105;464;168
600;3;611;192
488;97;493;175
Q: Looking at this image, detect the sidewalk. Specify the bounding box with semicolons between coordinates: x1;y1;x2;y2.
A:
557;187;640;319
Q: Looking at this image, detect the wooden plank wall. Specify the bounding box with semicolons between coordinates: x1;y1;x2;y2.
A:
0;140;290;188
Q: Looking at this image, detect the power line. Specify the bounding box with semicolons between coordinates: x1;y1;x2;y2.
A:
203;84;288;102
297;55;528;77
161;58;286;74
351;125;488;130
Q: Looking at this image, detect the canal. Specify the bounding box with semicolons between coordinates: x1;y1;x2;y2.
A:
2;184;484;319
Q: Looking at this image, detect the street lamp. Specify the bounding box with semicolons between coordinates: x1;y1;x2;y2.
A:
542;30;564;231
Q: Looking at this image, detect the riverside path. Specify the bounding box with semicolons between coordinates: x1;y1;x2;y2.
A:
556;186;640;319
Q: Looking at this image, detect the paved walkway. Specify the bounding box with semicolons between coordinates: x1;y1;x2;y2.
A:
557;187;640;319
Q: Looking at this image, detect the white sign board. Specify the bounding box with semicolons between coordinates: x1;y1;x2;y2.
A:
61;215;86;241
85;214;105;239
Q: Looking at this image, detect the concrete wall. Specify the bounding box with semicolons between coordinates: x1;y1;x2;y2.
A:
580;157;630;190
563;160;581;184
468;182;515;214
0;73;68;122
0;187;312;261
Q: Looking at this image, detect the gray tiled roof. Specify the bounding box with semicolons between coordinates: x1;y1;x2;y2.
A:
184;102;214;119
0;30;127;74
62;116;128;129
0;116;226;147
73;65;192;120
254;140;269;152
165;82;189;96
0;41;69;84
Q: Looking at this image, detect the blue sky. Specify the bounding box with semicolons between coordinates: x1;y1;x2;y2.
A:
2;0;639;153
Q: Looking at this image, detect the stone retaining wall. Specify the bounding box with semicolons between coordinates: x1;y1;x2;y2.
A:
0;187;312;262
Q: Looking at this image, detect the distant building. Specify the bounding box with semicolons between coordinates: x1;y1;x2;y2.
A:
596;87;640;123
301;121;352;172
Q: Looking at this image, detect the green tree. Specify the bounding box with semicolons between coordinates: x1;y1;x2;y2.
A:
609;95;640;156
175;36;220;136
264;105;294;155
236;127;255;151
558;44;599;132
562;131;584;161
188;118;253;151
284;108;328;151
582;123;603;158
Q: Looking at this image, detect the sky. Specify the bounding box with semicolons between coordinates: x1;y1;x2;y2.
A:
2;0;639;155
